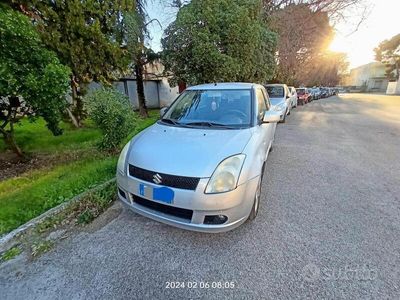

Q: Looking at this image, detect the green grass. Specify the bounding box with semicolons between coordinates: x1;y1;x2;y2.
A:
1;246;21;261
0;156;117;234
0;110;159;235
0;118;102;153
31;240;53;258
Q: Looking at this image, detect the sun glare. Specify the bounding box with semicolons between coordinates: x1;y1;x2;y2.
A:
328;0;399;69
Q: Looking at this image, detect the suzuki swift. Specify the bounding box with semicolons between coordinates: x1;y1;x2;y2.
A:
116;83;280;232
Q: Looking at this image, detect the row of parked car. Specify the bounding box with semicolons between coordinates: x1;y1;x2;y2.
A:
264;84;337;123
116;82;338;233
297;86;338;103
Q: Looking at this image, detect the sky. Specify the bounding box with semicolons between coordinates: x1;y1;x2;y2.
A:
146;1;178;53
329;0;400;69
147;0;400;70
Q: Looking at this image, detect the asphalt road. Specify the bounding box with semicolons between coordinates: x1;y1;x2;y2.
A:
1;93;400;299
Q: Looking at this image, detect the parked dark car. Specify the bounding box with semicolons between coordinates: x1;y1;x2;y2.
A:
320;88;329;98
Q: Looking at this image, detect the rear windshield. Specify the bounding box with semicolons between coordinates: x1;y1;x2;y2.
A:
266;86;284;98
296;89;306;95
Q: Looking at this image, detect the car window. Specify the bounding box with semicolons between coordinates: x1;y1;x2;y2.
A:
266;86;284;98
163;89;252;127
296;88;305;95
256;88;267;123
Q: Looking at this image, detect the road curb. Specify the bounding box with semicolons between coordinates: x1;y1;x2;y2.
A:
0;178;116;253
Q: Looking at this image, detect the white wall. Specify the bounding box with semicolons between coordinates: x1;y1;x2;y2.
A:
126;80;159;108
386;80;400;94
158;78;180;107
89;79;179;109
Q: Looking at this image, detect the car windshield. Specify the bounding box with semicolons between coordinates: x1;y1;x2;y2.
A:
296;89;306;95
161;89;252;128
266;86;284;98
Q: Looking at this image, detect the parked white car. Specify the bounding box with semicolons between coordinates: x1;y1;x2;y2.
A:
117;83;281;232
264;84;291;123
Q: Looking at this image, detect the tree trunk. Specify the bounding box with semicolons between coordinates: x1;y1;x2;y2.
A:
66;107;79;128
1;124;23;158
135;62;149;118
69;77;82;127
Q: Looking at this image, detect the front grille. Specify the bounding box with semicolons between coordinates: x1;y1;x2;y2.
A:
129;165;200;190
132;194;193;221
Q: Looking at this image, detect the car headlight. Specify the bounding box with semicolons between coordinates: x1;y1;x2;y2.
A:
117;142;131;175
205;154;246;194
272;102;286;112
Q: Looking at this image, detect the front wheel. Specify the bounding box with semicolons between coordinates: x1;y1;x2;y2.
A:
280;110;287;123
248;172;263;221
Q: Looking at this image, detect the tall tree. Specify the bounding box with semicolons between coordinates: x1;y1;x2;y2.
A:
269;3;334;85
161;0;277;85
263;0;367;20
8;0;135;126
375;34;400;81
125;1;161;118
125;2;147;118
0;5;70;157
302;51;348;86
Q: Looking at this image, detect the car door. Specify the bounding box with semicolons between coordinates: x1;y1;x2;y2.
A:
291;88;297;106
256;88;274;159
289;87;295;107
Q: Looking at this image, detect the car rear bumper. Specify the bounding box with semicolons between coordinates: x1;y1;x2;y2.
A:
116;172;259;233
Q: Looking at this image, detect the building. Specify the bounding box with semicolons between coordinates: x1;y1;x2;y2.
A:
90;61;180;109
345;62;389;93
386;80;400;94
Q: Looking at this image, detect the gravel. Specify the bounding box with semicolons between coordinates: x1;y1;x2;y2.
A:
1;94;399;299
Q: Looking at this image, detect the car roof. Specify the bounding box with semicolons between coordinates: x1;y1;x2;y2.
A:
264;84;286;87
186;82;260;90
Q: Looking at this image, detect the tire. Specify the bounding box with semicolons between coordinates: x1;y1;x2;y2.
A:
248;166;264;221
281;111;286;123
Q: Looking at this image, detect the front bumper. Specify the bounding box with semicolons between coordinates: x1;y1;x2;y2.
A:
116;172;259;233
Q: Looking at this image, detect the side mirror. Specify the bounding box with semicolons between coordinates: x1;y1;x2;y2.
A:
263;110;280;123
160;106;168;118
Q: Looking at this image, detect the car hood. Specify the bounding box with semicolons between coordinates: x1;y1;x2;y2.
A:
270;97;285;105
127;123;252;178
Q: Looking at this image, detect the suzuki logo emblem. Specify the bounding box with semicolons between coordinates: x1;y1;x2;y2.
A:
153;173;162;184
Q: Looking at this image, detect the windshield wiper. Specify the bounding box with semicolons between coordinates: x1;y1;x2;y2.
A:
161;118;180;126
184;121;236;129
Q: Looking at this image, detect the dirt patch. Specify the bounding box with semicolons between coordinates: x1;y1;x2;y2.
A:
0;150;92;181
0;152;49;181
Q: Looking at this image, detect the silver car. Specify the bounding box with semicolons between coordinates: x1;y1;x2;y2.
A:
116;83;280;232
264;84;291;123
